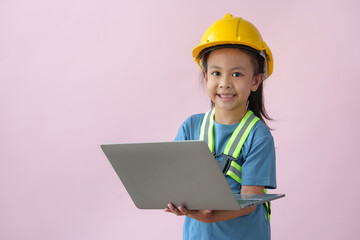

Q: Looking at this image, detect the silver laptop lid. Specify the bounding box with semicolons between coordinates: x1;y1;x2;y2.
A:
101;141;241;210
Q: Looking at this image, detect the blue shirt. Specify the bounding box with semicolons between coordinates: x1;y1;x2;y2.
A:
175;113;277;240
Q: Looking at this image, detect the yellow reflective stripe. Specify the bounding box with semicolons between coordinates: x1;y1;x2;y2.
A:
223;111;252;155
263;188;271;222
226;161;242;184
208;109;215;152
232;116;260;158
230;160;241;171
265;202;270;222
226;171;242;184
199;109;215;152
199;110;210;141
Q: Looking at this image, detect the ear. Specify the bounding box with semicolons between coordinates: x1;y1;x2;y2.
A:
203;71;208;83
251;74;264;92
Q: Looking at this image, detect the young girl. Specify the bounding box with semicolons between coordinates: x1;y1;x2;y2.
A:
165;14;277;239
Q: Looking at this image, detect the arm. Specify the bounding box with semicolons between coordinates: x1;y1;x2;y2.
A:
165;185;264;223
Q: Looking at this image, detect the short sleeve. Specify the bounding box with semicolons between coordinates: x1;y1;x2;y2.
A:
174;114;204;141
241;132;277;189
175;123;188;141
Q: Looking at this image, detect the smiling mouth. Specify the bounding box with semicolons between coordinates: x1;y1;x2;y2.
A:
217;93;236;99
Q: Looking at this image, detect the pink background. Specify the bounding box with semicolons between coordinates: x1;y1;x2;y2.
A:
1;0;360;239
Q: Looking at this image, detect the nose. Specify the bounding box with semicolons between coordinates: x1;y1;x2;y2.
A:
219;75;232;88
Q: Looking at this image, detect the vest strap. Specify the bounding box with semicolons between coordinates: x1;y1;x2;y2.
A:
218;155;234;174
200;108;260;159
224;112;259;158
199;108;271;220
263;189;271;221
199;108;215;152
225;161;242;184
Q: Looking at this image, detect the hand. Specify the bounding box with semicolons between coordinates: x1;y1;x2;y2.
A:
165;203;213;223
165;203;185;216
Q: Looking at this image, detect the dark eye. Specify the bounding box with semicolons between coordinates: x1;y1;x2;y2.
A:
232;72;243;77
211;71;220;76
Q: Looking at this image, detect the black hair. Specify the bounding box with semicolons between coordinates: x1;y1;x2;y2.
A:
200;46;272;125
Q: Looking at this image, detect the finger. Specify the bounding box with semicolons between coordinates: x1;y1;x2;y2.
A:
178;206;188;215
167;204;183;216
167;203;176;211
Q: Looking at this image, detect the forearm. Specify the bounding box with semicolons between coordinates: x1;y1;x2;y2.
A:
199;206;256;223
180;185;265;223
166;185;265;223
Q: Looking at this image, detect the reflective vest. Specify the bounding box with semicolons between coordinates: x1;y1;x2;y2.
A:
199;108;271;220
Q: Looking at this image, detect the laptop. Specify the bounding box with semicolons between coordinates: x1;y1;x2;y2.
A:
101;141;285;210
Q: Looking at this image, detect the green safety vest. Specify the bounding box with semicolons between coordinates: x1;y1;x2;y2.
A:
199;108;271;220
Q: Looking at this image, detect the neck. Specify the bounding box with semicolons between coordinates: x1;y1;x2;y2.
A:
214;107;248;125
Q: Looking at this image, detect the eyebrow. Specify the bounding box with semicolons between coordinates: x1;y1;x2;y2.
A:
208;65;246;71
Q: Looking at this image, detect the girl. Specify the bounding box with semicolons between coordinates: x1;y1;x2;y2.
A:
166;14;277;240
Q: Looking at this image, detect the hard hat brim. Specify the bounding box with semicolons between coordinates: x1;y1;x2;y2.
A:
193;42;273;79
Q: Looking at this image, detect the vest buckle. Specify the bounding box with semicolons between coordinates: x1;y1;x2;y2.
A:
218;155;237;174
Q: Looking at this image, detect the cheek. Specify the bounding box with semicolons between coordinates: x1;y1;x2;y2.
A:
239;79;254;91
205;81;217;97
206;84;213;96
205;78;213;89
235;83;253;97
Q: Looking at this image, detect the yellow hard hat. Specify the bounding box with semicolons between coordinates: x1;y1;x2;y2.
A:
192;14;273;79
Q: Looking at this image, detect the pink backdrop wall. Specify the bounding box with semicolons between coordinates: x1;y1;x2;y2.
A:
1;0;360;239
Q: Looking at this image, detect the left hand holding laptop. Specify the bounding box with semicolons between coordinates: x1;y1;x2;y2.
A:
165;203;213;223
